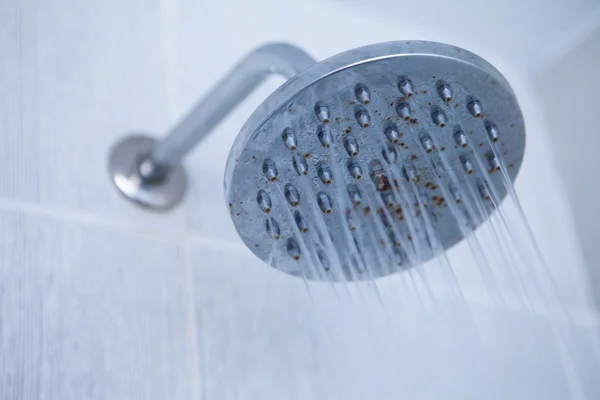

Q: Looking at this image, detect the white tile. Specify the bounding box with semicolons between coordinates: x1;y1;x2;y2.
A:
0;0;185;233
0;210;197;400
190;242;600;400
328;0;600;74
533;25;600;312
0;1;40;202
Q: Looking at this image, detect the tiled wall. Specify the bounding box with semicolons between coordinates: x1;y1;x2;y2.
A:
534;24;600;313
0;0;599;399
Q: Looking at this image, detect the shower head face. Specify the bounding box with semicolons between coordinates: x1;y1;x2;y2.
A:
225;41;525;281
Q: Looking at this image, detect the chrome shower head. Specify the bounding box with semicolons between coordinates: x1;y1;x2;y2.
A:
109;41;525;281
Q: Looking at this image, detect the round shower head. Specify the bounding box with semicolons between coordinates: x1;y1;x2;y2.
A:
224;41;525;281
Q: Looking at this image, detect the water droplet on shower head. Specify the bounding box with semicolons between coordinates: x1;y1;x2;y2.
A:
355;83;371;104
384;123;401;144
347;184;362;205
318;164;333;184
257;190;272;213
431;107;447;127
262;159;278;181
344;135;360;157
348;163;363;180
396;102;411;121
292;154;308;175
454;128;468;148
266;217;280;240
284;184;300;206
461;157;475;175
420;134;435;153
468;98;484;118
398;77;414;98
294;210;309;232
317;192;333;214
317;124;331;148
287;237;301;260
282;127;297;150
314;101;330;123
355;106;371;128
437;81;453;102
486;122;500;142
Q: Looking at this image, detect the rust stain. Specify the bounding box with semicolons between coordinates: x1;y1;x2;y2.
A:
304;152;311;158
345;127;352;133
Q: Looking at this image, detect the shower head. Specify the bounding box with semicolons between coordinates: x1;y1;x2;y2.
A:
109;41;525;282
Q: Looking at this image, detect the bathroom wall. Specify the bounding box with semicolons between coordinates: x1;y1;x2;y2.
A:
0;0;598;399
533;24;600;312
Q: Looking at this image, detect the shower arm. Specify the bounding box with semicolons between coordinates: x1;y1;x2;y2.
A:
138;43;317;182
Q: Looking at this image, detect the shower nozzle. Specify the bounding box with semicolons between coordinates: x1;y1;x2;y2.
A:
108;40;526;281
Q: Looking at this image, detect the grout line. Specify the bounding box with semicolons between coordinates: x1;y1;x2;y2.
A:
0;199;596;328
0;197;248;252
455;289;600;330
185;234;248;253
0;198;184;243
156;0;205;394
182;236;202;400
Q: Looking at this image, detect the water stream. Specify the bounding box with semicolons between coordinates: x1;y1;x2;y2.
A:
231;98;599;400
